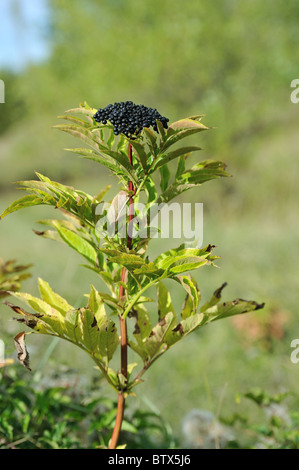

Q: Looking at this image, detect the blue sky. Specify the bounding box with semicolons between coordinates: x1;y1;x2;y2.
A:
0;0;50;72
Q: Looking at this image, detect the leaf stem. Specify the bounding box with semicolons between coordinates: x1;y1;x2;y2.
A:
122;278;157;320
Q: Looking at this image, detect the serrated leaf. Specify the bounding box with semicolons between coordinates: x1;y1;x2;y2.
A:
167;256;208;274
7;283;120;372
175;155;186;180
156;119;166;141
92;185;111;204
201;298;265;323
144;176;158;206
55;123;138;184
87;285;109;323
155;251;208;274
57;114;92;127
176;275;200;317
155;146;202;171
143;127;158;154
0;194;53;219
143;312;174;360
38;278;73;315
157;282;176;321
5;299;60;335
164;313;204;348
130;139;148;171
107;128;115;149
133;262;162;276
128;309;174;363
159;165;171;192
102;250;146;271
11;291;64;319
52;221;98;266
153;246;216;277
157;160;230;203
65;147;123;175
180;294;194;320
129;304;152;340
200;282;227;312
181;160;230;184
162;118;209;151
63;106;97;122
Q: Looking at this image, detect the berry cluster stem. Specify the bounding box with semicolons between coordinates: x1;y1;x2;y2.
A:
109;142;134;449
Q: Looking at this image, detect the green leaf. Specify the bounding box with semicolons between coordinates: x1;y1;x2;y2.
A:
157;282;176;321
159;165;171;192
175;155;186;180
181;160;230;184
96;145;138;183
157;182;198;203
133;262;162;276
53;123;101;150
65;147;124;176
166;256;208;274
157;160;230;203
57;114;92;128
144;176;158;206
87;284;115;322
163;118;209;150
62;106;97;123
10;291;65;321
155;245;215;263
163;313;204;348
156;120;166;141
130;304;152;340
6;283;120;373
6;293;64;335
102;250;146;271
55;123;138;184
107;128;115;149
168;117;208;132
180;293;194;320
130;139;149;171
200;282;227;312
92;184;111;204
52;221;98;266
155;146;202;171
143;127;158;154
201;298;265;323
143;312;174;360
38;278;73;315
0;194;54;219
155;247;214;275
176;275;200;317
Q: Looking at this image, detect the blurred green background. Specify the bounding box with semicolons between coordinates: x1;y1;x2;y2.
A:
1;0;299;445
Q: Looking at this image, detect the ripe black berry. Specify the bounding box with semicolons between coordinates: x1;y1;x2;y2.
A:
93;101;169;139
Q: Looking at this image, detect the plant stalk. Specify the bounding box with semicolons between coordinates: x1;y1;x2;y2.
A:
109;142;134;449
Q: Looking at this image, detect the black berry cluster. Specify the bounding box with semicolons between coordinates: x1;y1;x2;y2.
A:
93;101;169;139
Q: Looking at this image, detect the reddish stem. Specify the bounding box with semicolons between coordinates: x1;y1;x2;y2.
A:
108;393;125;449
109;142;134;449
